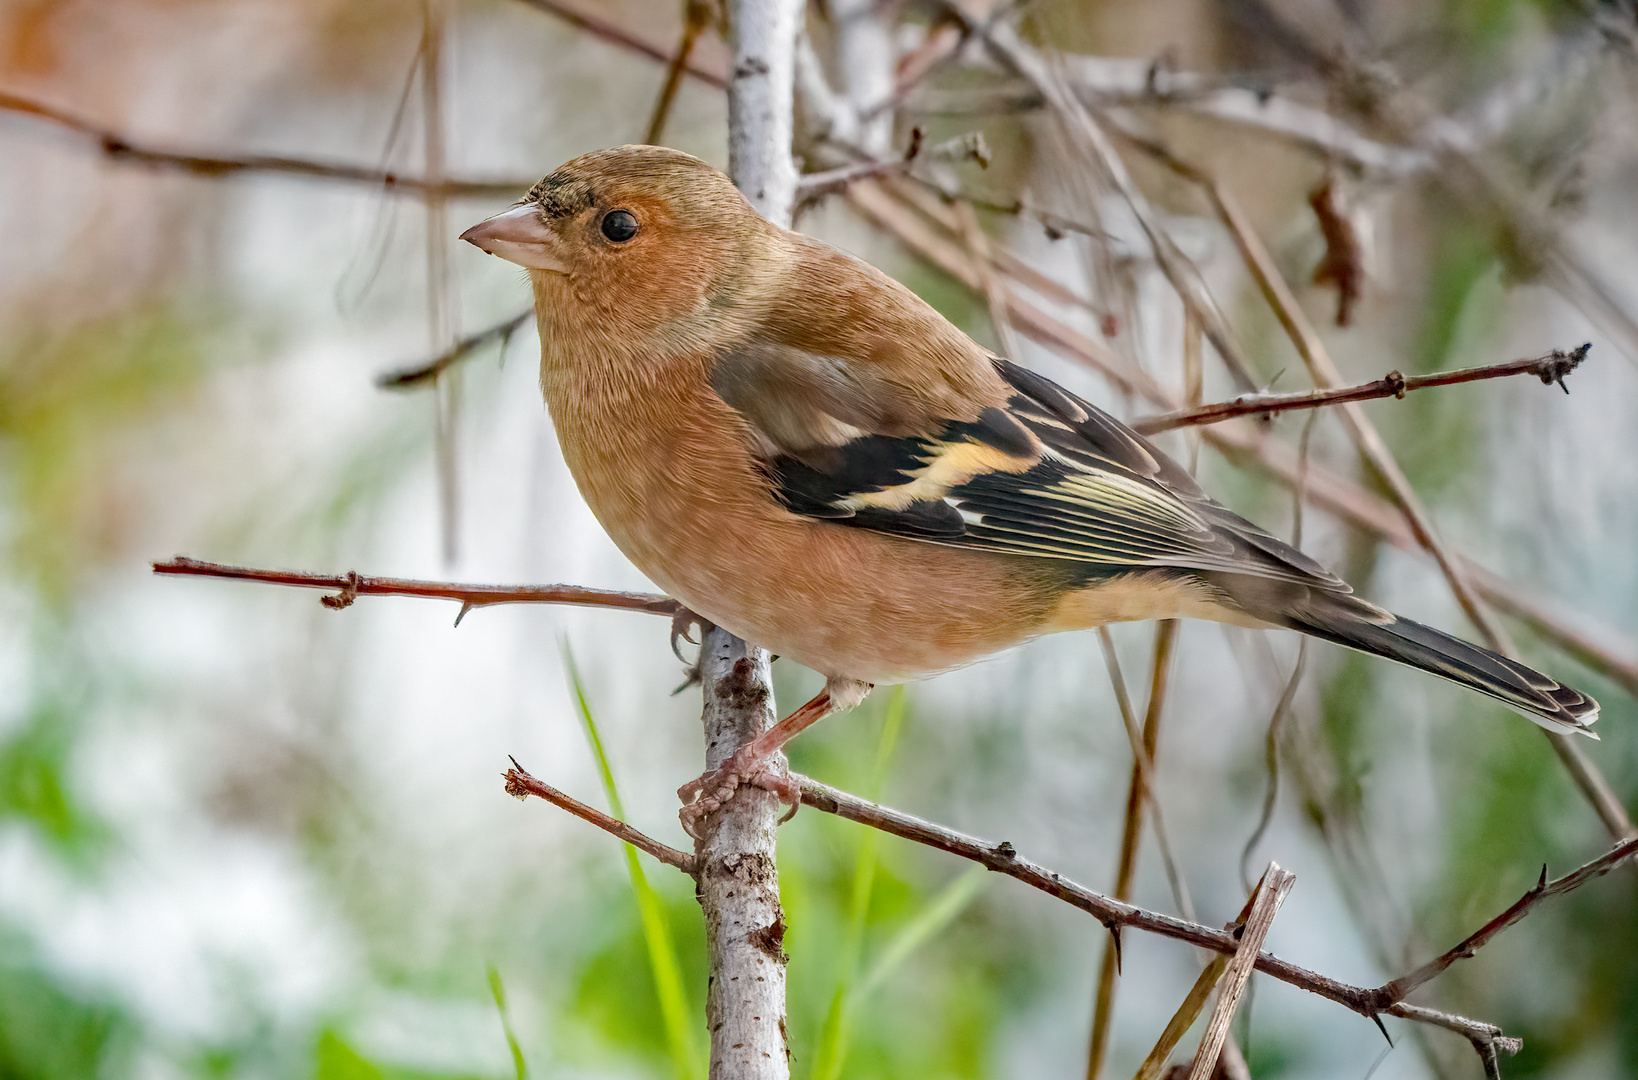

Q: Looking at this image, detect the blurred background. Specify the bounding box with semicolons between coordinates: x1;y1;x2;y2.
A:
2;0;1636;1077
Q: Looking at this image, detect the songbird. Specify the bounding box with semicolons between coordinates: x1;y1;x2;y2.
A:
460;145;1597;827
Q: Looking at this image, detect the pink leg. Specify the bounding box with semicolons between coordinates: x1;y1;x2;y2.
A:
678;686;845;837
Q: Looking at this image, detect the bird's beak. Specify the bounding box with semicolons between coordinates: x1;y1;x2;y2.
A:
459;204;570;273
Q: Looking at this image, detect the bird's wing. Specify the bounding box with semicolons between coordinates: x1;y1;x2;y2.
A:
713;340;1349;592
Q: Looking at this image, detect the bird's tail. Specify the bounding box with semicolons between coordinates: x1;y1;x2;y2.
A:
1282;595;1599;737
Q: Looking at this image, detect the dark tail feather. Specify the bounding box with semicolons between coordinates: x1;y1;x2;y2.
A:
1284;598;1600;737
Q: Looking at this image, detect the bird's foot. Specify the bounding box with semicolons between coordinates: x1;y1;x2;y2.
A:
669;604;712;694
677;745;799;839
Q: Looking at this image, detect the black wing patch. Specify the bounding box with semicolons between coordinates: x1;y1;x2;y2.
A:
755;357;1348;592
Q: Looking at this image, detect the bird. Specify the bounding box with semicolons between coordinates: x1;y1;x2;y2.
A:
460;144;1598;829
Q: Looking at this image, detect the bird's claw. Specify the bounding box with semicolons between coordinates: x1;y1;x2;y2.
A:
670;604;711;694
677;746;799;839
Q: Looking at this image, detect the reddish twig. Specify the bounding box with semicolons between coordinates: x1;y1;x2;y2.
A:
1132;345;1591;434
505;760;697;873
151;556;678;623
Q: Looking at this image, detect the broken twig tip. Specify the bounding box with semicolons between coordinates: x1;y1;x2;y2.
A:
320;571;361;610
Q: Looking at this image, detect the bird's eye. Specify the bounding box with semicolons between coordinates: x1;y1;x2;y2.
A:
600;210;639;243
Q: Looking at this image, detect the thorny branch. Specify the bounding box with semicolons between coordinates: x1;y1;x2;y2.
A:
494;750;1631;1066
793;128;991;205
150;556;679;623
1371;836;1638;1007
506;760;697;873
796;776;1527;1057
1132;345;1591;434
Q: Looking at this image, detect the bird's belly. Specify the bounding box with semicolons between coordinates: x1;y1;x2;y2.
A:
604;504;1060;683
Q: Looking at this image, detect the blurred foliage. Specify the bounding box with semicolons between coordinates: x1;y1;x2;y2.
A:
0;309;212;609
0;932;134;1080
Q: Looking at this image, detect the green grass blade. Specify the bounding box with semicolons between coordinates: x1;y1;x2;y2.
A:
811;687;907;1080
563;647;704;1080
487;964;529;1080
855;865;987;1000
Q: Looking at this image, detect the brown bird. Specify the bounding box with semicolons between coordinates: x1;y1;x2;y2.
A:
460;145;1597;828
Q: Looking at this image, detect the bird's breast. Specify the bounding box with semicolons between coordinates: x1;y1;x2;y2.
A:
539;356;1066;682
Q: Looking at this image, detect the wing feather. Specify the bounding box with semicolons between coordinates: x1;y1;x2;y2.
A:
713;335;1347;594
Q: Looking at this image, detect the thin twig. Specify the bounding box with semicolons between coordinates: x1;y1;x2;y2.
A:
796;128;992;201
377;309;533;388
1370;836;1638;1007
1132;346;1591;435
0;89;526;198
505;760;697;873
1132;952;1230;1080
151;556;679;621
1097;627;1192;921
795;776;1521;1055
1085;620;1178;1080
643;0;714;144
511;0;728;88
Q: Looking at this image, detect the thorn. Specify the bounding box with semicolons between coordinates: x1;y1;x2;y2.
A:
1107;923;1123;974
1371;1013;1393;1046
454;601;475;627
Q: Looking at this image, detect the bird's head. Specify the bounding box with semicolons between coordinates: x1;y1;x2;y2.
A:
461;145;778;352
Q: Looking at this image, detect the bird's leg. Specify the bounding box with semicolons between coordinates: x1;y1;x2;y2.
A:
678;678;871;837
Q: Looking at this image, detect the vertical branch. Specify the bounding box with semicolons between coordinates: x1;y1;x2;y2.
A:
698;3;800;1078
726;0;798;221
696;633;789;1080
